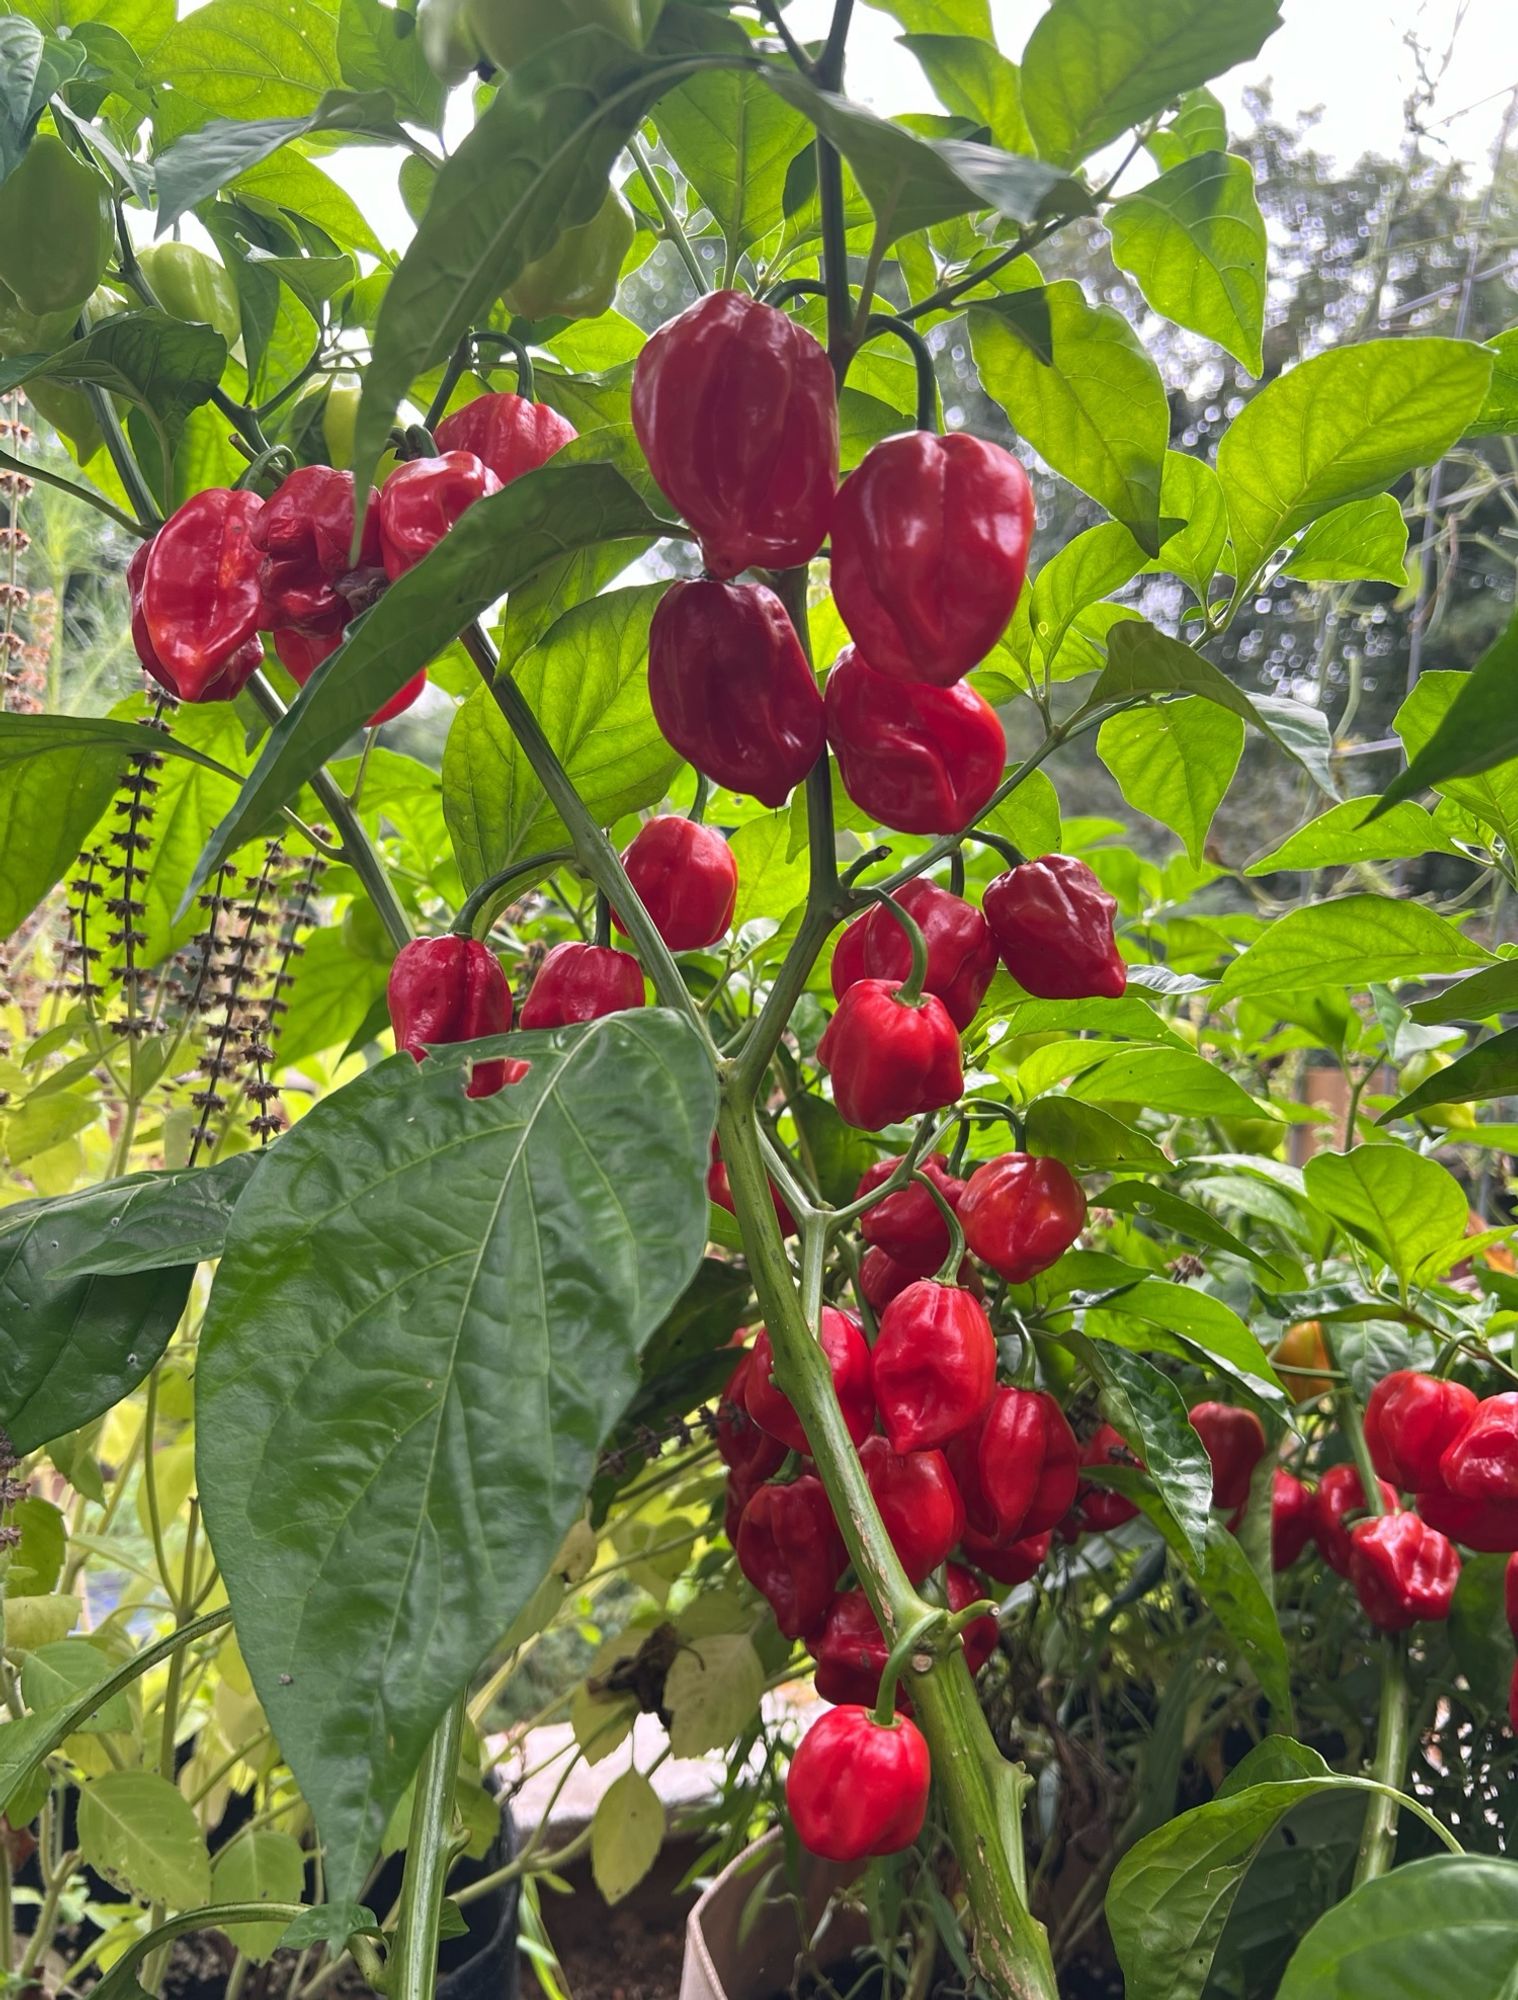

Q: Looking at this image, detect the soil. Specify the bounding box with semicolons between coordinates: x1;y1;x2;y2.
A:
523;1838;701;2000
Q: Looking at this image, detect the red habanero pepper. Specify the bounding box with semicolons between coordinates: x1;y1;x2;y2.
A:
959;1524;1051;1588
946;1561;999;1677
1076;1422;1141;1532
824;646;1006;837
855;1153;966;1277
613;815;738;952
812;1591;893;1709
1188;1403;1266;1513
968;1387;1080;1542
859;1436;966;1583
736;1476;847;1639
377;451;502;579
250;465;382;630
832;881;998;1032
386;936;515;1098
1349;1511;1460;1630
829;431;1034;686
517;941;645;1030
706;1137;798;1237
872;1280;996;1453
1438;1392;1518;1500
274;625;427;727
1416;1487;1518;1553
631;289;838;580
433;391;576;486
1313;1462;1398;1576
786;1705;931;1863
983;854;1126;1001
716;1351;786;1490
140;489;266;700
958;1153;1086;1284
648;580;825;808
859;1245;917;1314
1271;1469;1315;1571
745;1309;875;1453
817;980;963;1132
1364;1370;1479;1491
128;539;262;703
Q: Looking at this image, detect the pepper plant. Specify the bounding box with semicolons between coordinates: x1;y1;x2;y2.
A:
4;1;1518;1997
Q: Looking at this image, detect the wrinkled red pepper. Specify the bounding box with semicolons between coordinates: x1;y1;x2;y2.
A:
983;854;1126;1001
956;1387;1080;1543
614;815;738;952
1438;1392;1518;1500
139;489;267;701
832;881;998;1032
386;936;515;1098
377;450;501;578
434;390;577;486
1271;1469;1315;1571
824;645;1006;836
872;1279;997;1453
1313;1462;1398;1576
855;1153;966;1277
958;1153;1086;1284
1365;1370;1479;1491
274;624;427;726
1188;1402;1266;1512
1416;1487;1518;1553
745;1308;875;1453
1075;1422;1141;1532
250;465;382;629
859;1435;966;1583
128;537;262;704
1349;1511;1460;1630
817;980;963;1132
736;1475;847;1639
959;1523;1051;1588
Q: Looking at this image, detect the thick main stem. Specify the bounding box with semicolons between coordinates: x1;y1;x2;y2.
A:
1353;1634;1410;1885
392;1695;465;2000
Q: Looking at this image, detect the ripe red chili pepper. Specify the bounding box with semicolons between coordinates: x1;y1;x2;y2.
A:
817;980;963;1132
632;289;837;580
274;625;427;726
250;465;383;629
1364;1370;1479;1491
859;1245;917;1314
1075;1422;1141;1532
1313;1462;1398;1575
855;1153;966;1277
829;431;1034;685
377;451;502;578
716;1351;786;1492
745;1309;874;1453
433;391;577;485
832;881;997;1032
824;646;1006;836
128;539;263;703
859;1436;966;1583
785;1705;931;1863
1188;1403;1266;1512
706;1137;798;1237
517;941;645;1030
872;1280;996;1453
966;1387;1080;1542
648;579;824;808
1271;1469;1315;1571
1438;1392;1518;1500
958;1153;1086;1284
613;815;738;952
959;1524;1051;1588
811;1590;893;1709
946;1560;999;1676
1349;1511;1460;1630
139;489;266;700
736;1476;847;1639
983;854;1126;1000
1416;1487;1518;1553
387;936;515;1098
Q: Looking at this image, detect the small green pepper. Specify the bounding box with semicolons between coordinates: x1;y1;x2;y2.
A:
0;136;114;318
500;187;634;321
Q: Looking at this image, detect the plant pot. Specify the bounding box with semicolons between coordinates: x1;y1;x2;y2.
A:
679;1829;868;2000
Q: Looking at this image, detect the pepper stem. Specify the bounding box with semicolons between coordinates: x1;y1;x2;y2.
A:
860;313;940;432
472;330;536;401
873;1608;943;1727
976;831;1025;870
449;847;576;939
917;1168;967;1285
594;889;612;949
948;848;965;897
689;772;711;825
871;890;929;1007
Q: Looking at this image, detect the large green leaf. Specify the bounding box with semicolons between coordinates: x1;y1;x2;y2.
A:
1409;959;1518;1025
1279;492;1409;584
1277;1855;1518;1998
1066;1043;1262;1119
1026;521;1147;667
1020;0;1282;166
1151;449;1228;603
152;0;343;132
971;282;1169;554
442;584;677;888
0;19;44;182
0;312;227;464
45;1157;258;1280
1107;151;1266;372
152;90;404;228
337;0;444;131
1080;1343;1212;1563
1217;336;1494;583
900;35;1030;152
656;64;813;255
77;1770;211;1909
1379;1023;1518;1121
1464;325;1518;440
0;715;136;935
197;1012;716;1903
1097;699;1243;864
1303;1144;1468;1284
1214;895;1492;1004
1245;798;1460;875
1376;611;1518;817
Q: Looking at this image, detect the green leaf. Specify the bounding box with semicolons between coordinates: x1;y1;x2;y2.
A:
664;1633;765;1757
1379;1023;1518;1121
76;1770;211;1909
1376;611;1518;817
1151;450;1228;604
212;1830;309;1961
979;766;1060;859
860;0;990;31
971;282;1169;554
1279;492;1409;584
21;1640;131;1733
1025;1097;1167;1172
1145;87;1227;172
1409;959;1518;1025
1217;336;1494;583
590;1767;664;1905
1107;151;1266;372
1097;699;1243;864
154;0;343;132
337;0;444;130
0;20;44;182
276;1902;379;1952
45;1157;258;1280
442;584;676;889
1464;325;1518;439
1448;1553;1513;1714
6;1499;64;1599
0;312;226;457
1081;1344;1212;1563
730;812;811;935
1277;1854;1518;1998
153;90;402;228
1027;521;1147;666
3;1090;98;1168
656;66;813;256
1082;1273;1283;1394
1303;1144;1468;1284
1099;1180;1282;1274
1067;1044;1263;1120
185;461;665;904
1214;895;1493;1004
1139;1499;1291;1719
900;35;1030;152
1020;0;1282;166
197;1012;716;1903
1245;798;1459;874
276;926;393;1066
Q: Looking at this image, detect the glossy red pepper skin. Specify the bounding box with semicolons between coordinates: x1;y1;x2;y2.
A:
250;466;383;628
855;1153;966;1277
387;936;515;1098
966;1387;1080;1542
811;1591;894;1709
958;1153;1086;1284
1188;1403;1266;1512
1076;1422;1141;1532
1349;1511;1460;1630
959;1524;1051;1588
1364;1371;1479;1491
745;1309;874;1453
716;1352;787;1491
859;1436;966;1582
517;941;645;1030
1313;1463;1398;1575
1271;1469;1315;1571
830;431;1033;685
613;816;737;952
648;580;824;808
1438;1392;1518;1500
274;624;427;727
832;881;997;1032
946;1561;999;1676
736;1476;847;1639
860;1246;917;1314
377;451;502;578
140;490;267;699
128;539;263;703
433;391;576;486
785;1706;931;1862
1416;1487;1518;1553
706;1137;798;1237
632;289;837;580
872;1280;996;1454
983;854;1126;1000
817;980;963;1132
824;646;1006;836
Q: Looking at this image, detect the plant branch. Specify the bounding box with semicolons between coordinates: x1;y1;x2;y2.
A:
393;1696;465;2000
628;136;708;295
0;444;146;536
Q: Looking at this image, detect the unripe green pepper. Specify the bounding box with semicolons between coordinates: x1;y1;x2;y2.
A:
23;378;102;462
0;280;76;362
323;374;362;470
0;136;114;318
467;0;642;71
501;187;633;321
137;241;241;348
417;0;483;82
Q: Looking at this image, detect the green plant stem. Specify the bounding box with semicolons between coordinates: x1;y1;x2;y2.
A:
1353;1633;1411;1885
89;1905;308;2000
0;1841;12;1974
628;136;707;294
815;0;856;373
451;847;576;936
0;444;146;536
392;1695;465;2000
